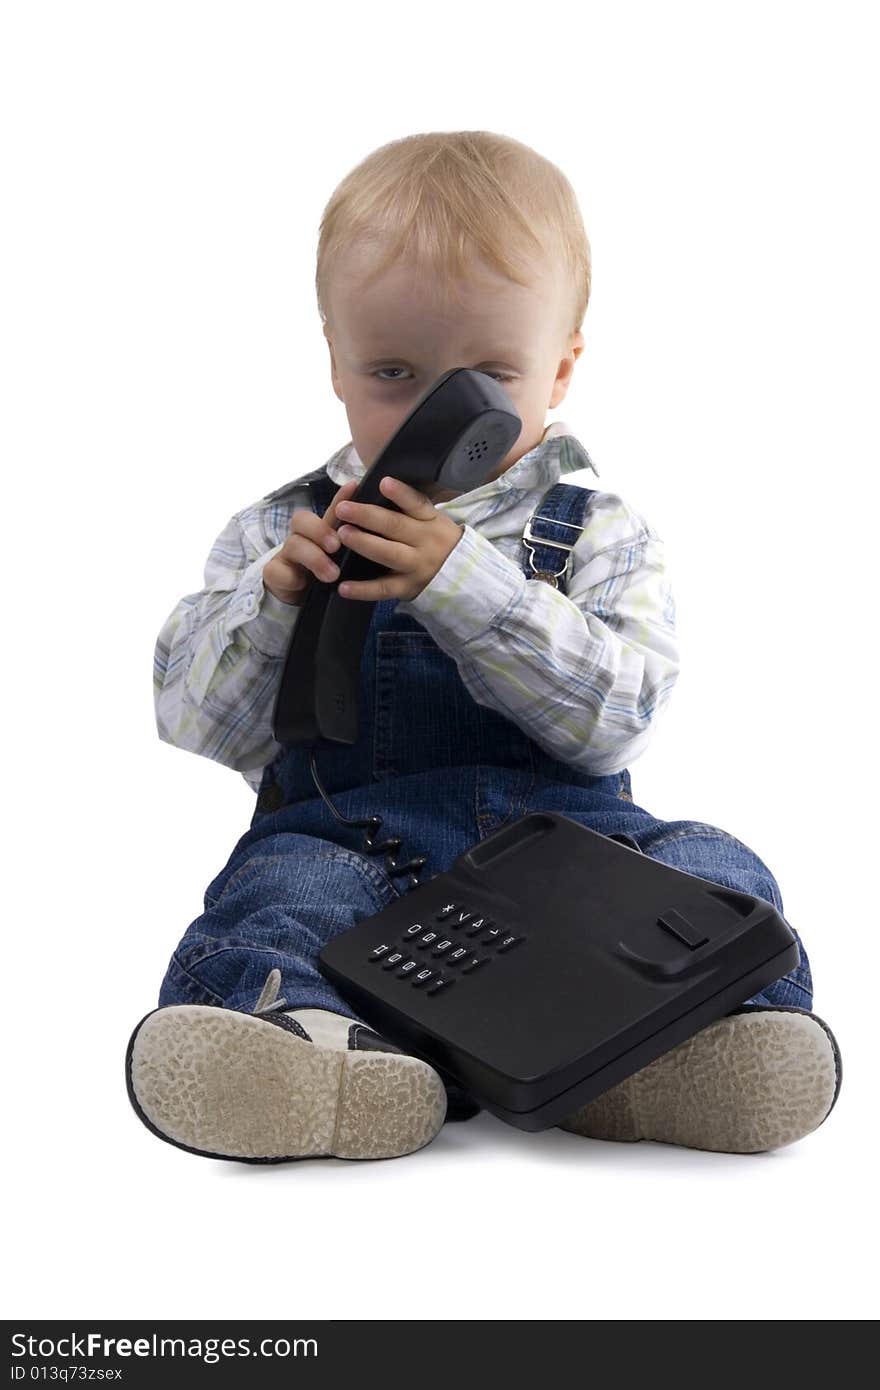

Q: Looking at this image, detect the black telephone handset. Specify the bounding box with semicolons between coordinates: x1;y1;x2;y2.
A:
271;369;522;749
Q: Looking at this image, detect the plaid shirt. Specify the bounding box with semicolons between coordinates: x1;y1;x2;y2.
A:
154;422;679;793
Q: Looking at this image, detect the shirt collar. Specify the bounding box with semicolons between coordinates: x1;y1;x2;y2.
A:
322;420;599;503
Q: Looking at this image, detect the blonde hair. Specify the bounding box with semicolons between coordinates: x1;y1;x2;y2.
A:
315;130;591;340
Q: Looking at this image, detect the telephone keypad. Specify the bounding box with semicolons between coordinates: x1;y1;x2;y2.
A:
367;897;525;994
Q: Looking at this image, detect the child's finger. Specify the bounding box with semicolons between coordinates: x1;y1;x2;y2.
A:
324;479;360;529
329;479;360;512
338;578;391;601
379;474;438;513
321;480;361;550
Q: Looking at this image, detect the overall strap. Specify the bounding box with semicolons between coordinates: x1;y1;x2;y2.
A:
519;482;597;594
304;467;337;516
262;464;337;515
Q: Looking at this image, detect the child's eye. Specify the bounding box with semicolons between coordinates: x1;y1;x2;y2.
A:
373;367;514;383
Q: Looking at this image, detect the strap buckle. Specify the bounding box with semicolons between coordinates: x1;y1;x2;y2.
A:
522;512;584;588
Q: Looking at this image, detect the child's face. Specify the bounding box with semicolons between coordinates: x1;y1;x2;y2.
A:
323;245;585;501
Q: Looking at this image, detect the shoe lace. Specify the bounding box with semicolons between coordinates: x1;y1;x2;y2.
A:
252;968;290;1016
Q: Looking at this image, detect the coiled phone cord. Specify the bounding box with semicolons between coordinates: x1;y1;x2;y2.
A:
308;744;429;893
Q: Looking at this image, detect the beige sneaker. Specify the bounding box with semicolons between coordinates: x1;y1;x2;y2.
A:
559;1004;841;1154
126;968;447;1163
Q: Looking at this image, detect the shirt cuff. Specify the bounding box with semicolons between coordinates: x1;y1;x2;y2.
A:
225;547;302;657
247;584;302;656
397;523;525;644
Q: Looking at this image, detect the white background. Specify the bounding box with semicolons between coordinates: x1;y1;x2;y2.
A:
3;0;877;1323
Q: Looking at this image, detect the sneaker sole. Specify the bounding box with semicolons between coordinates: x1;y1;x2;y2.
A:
558;1007;841;1153
126;1005;447;1163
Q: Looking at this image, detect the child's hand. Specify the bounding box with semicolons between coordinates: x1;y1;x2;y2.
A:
262;479;360;606
333;476;465;602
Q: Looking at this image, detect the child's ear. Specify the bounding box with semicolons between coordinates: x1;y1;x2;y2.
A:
549;330;585;409
324;328;344;404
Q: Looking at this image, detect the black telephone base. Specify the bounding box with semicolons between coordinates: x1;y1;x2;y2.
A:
319;812;799;1131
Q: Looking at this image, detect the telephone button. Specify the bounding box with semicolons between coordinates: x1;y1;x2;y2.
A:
465;917;493;937
426;977;453;996
461;957;489;975
382;952;404;970
657;908;709;950
497;935;524;954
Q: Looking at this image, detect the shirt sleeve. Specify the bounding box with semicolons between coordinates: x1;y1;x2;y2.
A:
153;505;304;790
394;492;680;774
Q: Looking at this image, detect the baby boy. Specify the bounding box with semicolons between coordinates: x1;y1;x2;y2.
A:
127;130;840;1164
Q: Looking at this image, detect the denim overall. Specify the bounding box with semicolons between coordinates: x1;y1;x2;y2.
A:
158;467;813;1027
